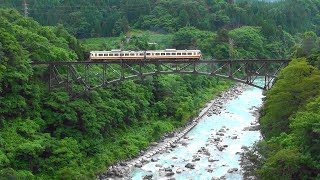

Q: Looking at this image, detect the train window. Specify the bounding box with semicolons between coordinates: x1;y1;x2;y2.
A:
146;53;151;56
94;54;97;56
166;53;170;55
114;54;119;56
161;53;165;55
156;53;160;55
140;53;144;56
172;53;176;55
120;54;124;56
130;53;135;56
98;54;103;56
188;53;192;55
109;54;114;56
182;53;187;55
104;54;108;56
125;53;129;56
177;53;181;55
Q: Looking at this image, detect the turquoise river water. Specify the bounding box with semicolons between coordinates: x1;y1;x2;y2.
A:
129;85;264;180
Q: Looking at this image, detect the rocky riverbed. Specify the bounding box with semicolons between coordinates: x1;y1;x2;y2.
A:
99;83;263;180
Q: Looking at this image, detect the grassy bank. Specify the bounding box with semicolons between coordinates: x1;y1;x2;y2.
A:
79;30;174;51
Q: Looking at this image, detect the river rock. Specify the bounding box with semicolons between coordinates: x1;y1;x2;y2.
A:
176;168;182;173
165;167;173;172
220;175;226;180
143;174;153;179
227;168;239;173
151;157;159;162
185;163;195;169
167;178;176;180
170;143;177;148
211;176;219;180
120;162;127;166
207;168;214;173
208;157;219;162
165;171;175;176
192;157;200;162
155;164;162;168
231;135;238;139
150;142;158;146
135;163;143;168
142;158;150;163
216;145;225;151
243;125;260;131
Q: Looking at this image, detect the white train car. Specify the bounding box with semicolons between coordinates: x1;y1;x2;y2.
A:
90;49;201;60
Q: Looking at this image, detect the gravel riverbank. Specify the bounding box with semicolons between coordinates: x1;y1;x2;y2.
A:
99;84;248;180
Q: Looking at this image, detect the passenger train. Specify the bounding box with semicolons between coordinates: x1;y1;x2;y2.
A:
90;49;201;60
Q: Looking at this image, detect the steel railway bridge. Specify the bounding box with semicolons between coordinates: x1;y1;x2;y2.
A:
32;59;290;97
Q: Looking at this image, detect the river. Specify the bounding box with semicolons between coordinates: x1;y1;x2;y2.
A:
128;84;264;180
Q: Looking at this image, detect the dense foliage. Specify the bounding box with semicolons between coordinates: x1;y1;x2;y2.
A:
0;0;320;179
1;0;319;38
241;39;320;179
0;9;233;179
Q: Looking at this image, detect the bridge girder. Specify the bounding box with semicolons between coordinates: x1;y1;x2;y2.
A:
32;59;290;98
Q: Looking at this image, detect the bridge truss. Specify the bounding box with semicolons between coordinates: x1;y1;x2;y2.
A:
32;59;290;97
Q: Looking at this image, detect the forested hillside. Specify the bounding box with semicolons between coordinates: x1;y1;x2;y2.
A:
0;9;233;179
241;35;320;179
0;0;319;179
1;0;319;38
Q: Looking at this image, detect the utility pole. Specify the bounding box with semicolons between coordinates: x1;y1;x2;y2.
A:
22;0;28;17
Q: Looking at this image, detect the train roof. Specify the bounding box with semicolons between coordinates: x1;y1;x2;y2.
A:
90;49;201;53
